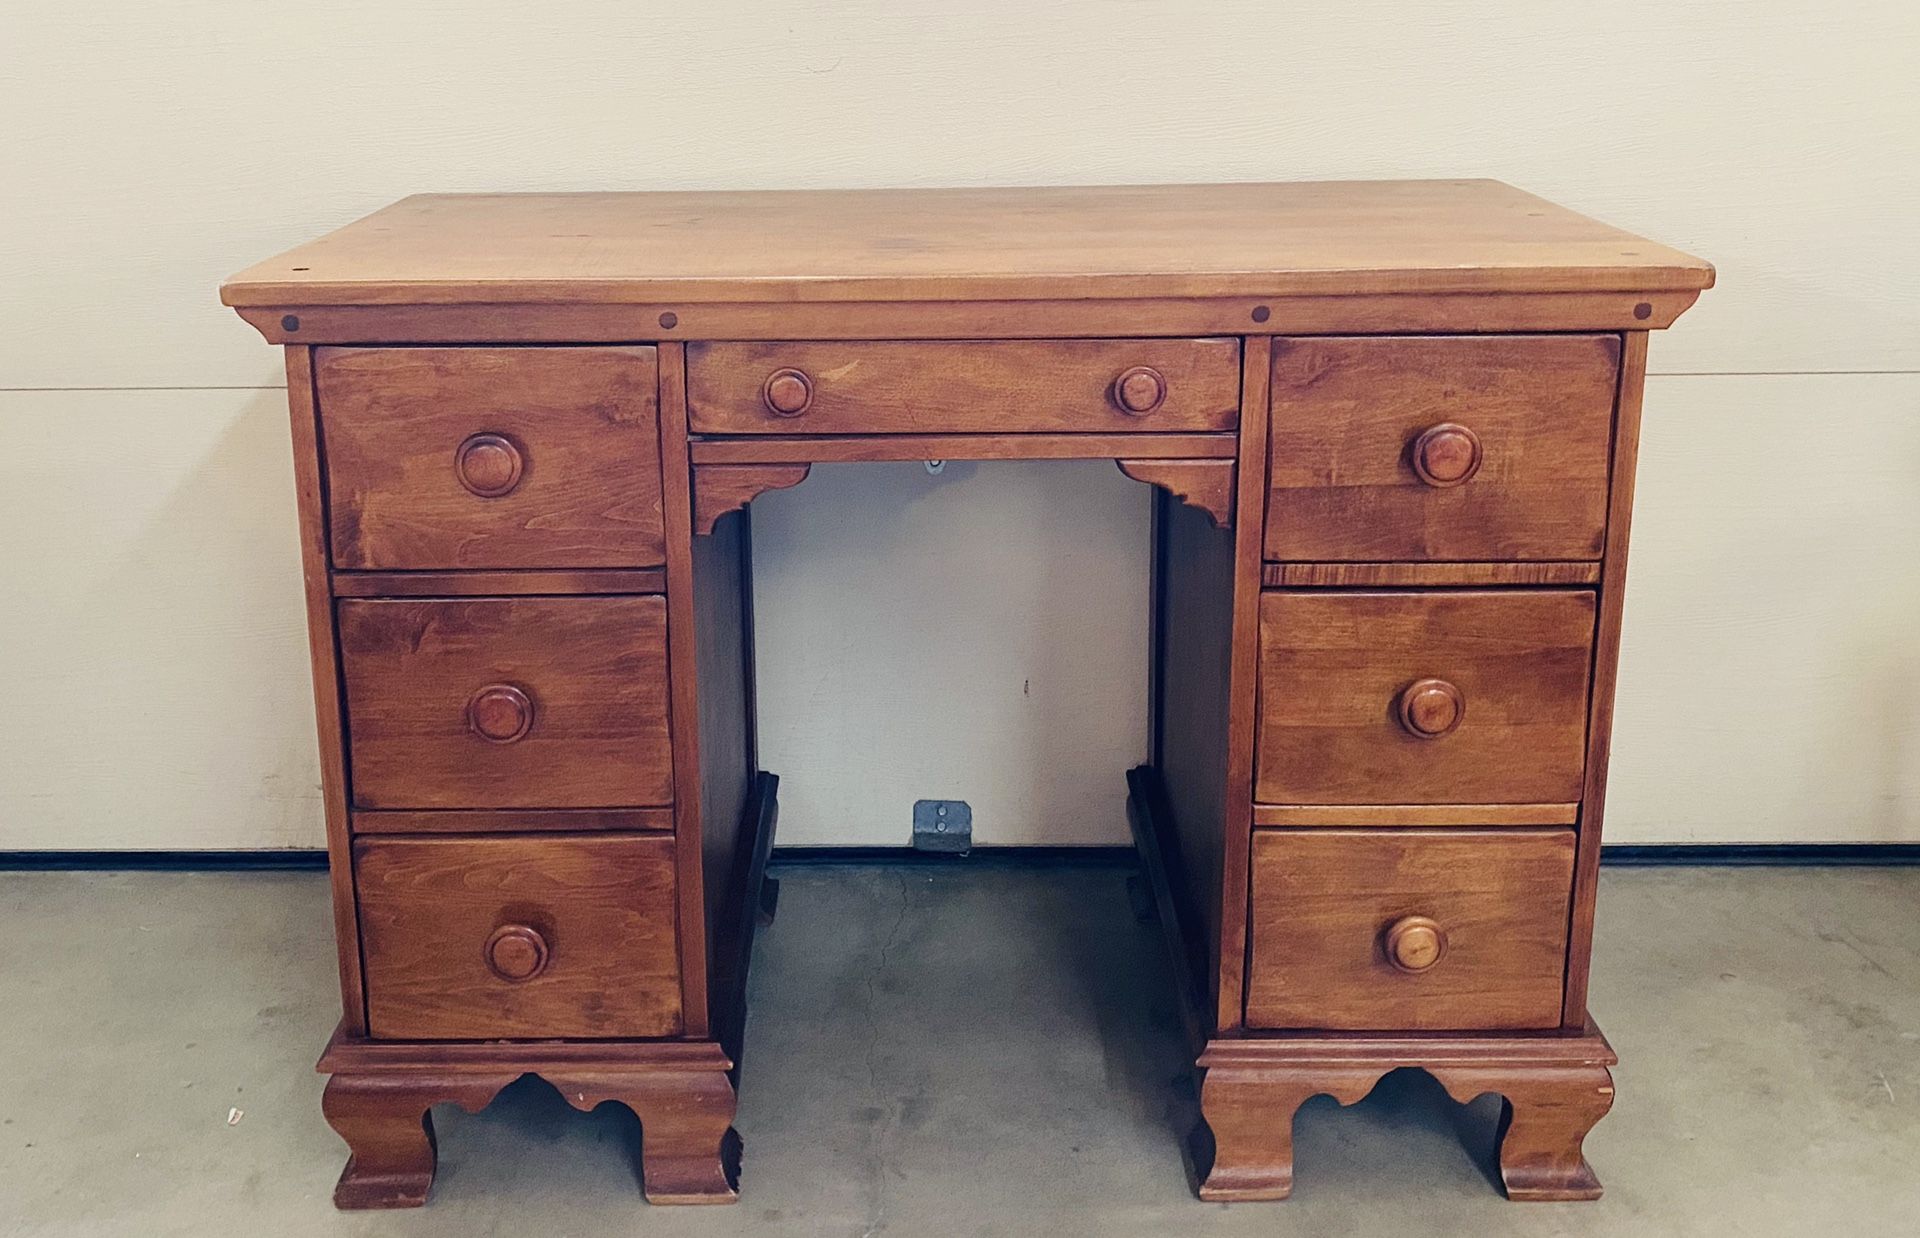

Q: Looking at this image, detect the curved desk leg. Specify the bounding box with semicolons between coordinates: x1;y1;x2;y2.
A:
1432;1062;1614;1201
549;1068;741;1204
1196;1063;1386;1200
322;1071;506;1209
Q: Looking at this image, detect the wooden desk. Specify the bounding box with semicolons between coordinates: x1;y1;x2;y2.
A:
223;181;1711;1208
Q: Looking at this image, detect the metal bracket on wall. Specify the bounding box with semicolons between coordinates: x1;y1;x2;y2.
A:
911;800;972;854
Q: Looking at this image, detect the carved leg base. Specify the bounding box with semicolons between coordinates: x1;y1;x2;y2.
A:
1433;1064;1614;1200
1195;1064;1383;1200
322;1072;500;1209
549;1069;740;1203
316;1030;739;1209
1194;1022;1617;1203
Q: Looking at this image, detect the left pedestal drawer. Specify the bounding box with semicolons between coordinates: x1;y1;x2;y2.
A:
355;833;683;1040
316;345;665;570
338;596;673;810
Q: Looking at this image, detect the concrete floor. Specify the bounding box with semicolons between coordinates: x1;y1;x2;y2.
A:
2;862;1917;1237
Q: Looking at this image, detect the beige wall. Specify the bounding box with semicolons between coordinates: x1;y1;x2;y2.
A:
2;1;1915;848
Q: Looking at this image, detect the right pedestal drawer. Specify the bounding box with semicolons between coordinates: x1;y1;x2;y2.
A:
1245;828;1575;1031
1255;589;1596;806
1265;334;1620;562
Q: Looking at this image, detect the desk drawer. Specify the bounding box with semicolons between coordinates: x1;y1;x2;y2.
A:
1266;335;1619;562
317;346;664;569
356;833;683;1040
1246;828;1574;1030
1255;590;1594;805
687;339;1240;434
339;596;673;810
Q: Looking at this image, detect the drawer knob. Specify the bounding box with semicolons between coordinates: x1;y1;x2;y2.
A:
455;433;525;498
1112;366;1168;415
1396;677;1464;738
1384;916;1447;973
467;683;534;743
485;924;550;983
1411;422;1483;487
762;368;815;417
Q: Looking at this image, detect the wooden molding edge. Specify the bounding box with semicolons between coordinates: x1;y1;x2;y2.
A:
1193;1021;1616;1202
315;1025;739;1208
1253;802;1580;827
692;463;811;534
231;289;1705;345
1262;561;1601;588
1117;459;1234;528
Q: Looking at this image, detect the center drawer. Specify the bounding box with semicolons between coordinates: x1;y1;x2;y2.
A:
356;833;683;1040
338;595;673;810
686;339;1241;434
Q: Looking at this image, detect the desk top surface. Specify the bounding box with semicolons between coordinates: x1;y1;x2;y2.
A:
222;180;1712;309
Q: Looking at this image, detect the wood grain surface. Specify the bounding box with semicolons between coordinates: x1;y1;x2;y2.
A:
204;172;1723;1211
688;433;1235;462
687;339;1240;434
1255;589;1595;804
221;181;1711;307
355;833;683;1040
1195;1021;1616;1201
1263;562;1600;587
1266;335;1620;562
330;569;667;597
1244;827;1575;1030
282;348;367;1032
350;807;674;835
338;596;673;809
315;1031;737;1206
317;347;664;569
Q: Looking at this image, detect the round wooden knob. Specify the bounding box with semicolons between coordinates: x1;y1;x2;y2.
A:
1112;366;1167;415
762;368;814;417
466;683;533;743
1396;677;1464;739
485;924;550;982
455;433;524;498
1411;423;1482;487
1384;916;1446;973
